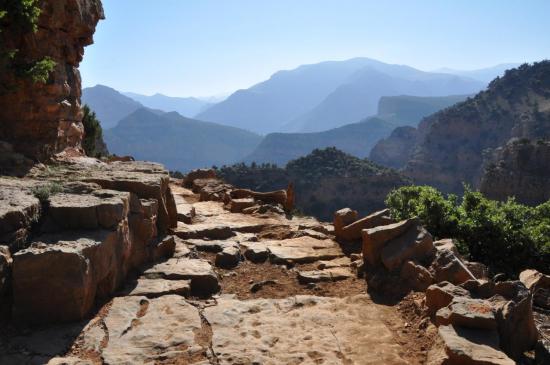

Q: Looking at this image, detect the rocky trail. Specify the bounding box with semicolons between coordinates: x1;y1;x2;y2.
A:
0;166;434;365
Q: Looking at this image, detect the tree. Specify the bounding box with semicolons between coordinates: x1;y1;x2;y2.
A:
82;105;108;158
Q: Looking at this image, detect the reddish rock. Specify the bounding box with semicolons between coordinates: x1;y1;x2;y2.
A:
425;281;470;315
435;297;497;330
381;225;434;271
0;0;104;160
362;218;417;266
431;247;476;285
333;208;358;236
336;209;393;242
520;269;550;309
400;260;434;291
183;169;217;188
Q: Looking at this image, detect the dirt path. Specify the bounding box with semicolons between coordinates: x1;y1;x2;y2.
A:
1;184;433;364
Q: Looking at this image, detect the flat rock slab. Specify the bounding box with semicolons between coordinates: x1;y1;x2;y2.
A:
204;295;408;364
317;256;352;269
80;295;204;364
143;257;219;296
174;222;235;240
436;297;497;330
121;278;191;298
265;236;344;264
437;325;514;365
184;239;238;253
297;267;354;284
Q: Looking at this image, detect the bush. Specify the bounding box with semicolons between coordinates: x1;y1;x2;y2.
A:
31;181;63;203
385;185;550;276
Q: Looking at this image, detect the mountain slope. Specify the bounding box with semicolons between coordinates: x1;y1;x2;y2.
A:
245;94;470;166
403;61;550;196
104;109;262;172
123;92;212;117
196;58;412;134
288;67;483;133
82;85;143;129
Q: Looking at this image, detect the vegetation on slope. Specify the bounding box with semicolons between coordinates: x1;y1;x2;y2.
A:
82;105;108;158
218;147;410;220
386;185;550;276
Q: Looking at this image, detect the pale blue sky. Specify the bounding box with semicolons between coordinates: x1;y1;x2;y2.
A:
80;0;550;97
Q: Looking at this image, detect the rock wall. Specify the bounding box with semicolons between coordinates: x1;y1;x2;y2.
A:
0;0;104;161
480;139;550;205
369;126;419;169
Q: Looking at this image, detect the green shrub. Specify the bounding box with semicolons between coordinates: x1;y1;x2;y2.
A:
385;185;550;276
31;182;63;203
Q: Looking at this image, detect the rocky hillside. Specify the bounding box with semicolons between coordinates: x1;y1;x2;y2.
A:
105;108;262;172
386;62;550;201
219;147;411;220
0;0;104;161
245;94;469;166
480;138;550;204
370;126;419;169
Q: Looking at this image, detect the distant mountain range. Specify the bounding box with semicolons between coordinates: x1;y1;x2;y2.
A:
195;58;514;134
82;85;143;129
244;94;470;166
434;63;521;83
104;108;261;172
122;92;213;118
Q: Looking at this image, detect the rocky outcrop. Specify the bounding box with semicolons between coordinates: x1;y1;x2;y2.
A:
1;159;177;323
480;139;550;205
370;126;419;169
0;0;104;160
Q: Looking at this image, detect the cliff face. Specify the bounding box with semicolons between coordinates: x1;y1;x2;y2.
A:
0;0;104;161
480;139;550;205
369;126;419;169
403;62;550;194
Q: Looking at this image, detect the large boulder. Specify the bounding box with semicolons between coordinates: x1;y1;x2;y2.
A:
435;297;497;330
436;325;514;365
425;281;470;315
362;218;418;266
493;281;539;360
400;260;434;291
380;225;434;271
12;229;128;323
183;168;216;188
520;269;550;309
333;208;358;235
431;246;476;285
336;209;392;242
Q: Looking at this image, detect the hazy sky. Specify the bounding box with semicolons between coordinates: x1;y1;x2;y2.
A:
80;0;550;97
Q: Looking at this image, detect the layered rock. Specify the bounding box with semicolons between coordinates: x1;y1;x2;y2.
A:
369;126;419;169
0;0;104;160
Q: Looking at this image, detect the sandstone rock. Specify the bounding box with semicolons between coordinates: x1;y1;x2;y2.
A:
183;168;216;188
435;297;497;330
362;218;417;267
520;269;550;309
45;190;129;231
381;225;434;271
90;295;203;364
184;238;236;253
204;295;408;364
47;357;93;365
151;235;176;261
174;193;195;223
336;209;393;242
0;182;41;250
265;236;343;264
461;279;496;299
536;338;550;365
172;237;191;258
493;281;538;360
230;198;256;213
174;222;235;240
431;247;476;285
122;278;190;298
215;245;242;269
297;267;354;284
317;256;352;269
230;188;289;209
0;0;104;160
438;325;514;365
466;261;490;280
243;243;269;263
12;229;127;323
400;260;434;291
333;207;358;235
425;281;470;315
143;257;219;296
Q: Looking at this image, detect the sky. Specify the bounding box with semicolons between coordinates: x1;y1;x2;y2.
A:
80;0;550;97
